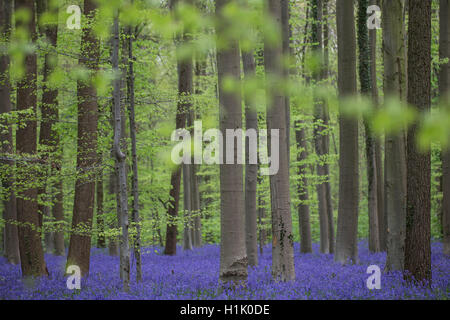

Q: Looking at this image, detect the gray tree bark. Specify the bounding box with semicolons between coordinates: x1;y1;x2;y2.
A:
242;50;258;267
216;0;248;284
112;11;130;291
335;0;359;265
382;0;407;271
295;121;313;253
265;0;295;281
127;21;142;280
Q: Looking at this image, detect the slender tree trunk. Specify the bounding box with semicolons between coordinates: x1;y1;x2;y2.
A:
382;0;407;272
265;0;295;281
311;0;330;254
36;0;60;254
96;165;105;248
295;2;313;255
111;11;130;291
183;164;193;250
66;0;100;277
216;0;247;284
15;0;48;277
335;0;359;265
295;121;313;253
127;22;142;281
404;0;432;284
370;0;385;252
358;0;380;253
163;0;191;256
242;50;258;267
108;167;119;256
440;0;450;256
0;0;20;265
322;0;335;254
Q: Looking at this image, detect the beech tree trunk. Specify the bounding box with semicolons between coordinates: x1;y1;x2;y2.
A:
36;0;61;254
335;0;359;265
382;0;407;271
96;165;105;248
0;0;20;265
242;50;258;267
311;0;330;254
404;0;432;284
265;0;295;281
440;0;450;256
111;12;130;291
164;0;191;256
127;21;142;280
15;0;48;277
358;0;380;253
322;0;335;254
216;0;248;284
370;0;385;252
66;0;100;277
295;121;312;253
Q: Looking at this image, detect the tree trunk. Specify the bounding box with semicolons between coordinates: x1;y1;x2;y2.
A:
295;121;313;253
242;50;258;267
111;11;130;291
322;0;335;254
370;0;385;252
216;0;248;284
335;0;359;265
66;0;100;277
312;0;330;254
36;0;60;255
15;0;48;277
127;22;142;280
440;0;450;256
0;0;20;265
183;164;193;251
358;0;380;253
96;165;105;248
265;0;295;281
382;0;407;271
404;0;432;284
163;0;191;256
108;167;119;256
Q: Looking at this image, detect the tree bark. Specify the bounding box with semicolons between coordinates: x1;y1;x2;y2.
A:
36;0;61;255
216;0;248;284
440;0;450;256
311;0;330;254
15;0;48;277
295;120;313;253
0;0;20;265
163;0;191;256
335;0;359;265
242;50;259;267
96;165;105;248
370;0;385;252
66;0;100;277
265;0;295;281
111;11;130;291
127;22;142;280
322;0;335;254
358;0;380;253
382;0;407;271
404;0;432;284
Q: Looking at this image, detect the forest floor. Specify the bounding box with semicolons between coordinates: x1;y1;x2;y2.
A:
0;241;448;299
